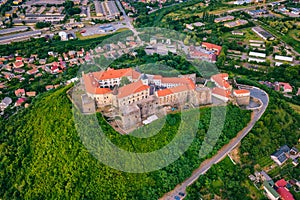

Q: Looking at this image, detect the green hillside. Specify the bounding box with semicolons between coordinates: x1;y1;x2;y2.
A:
0;86;251;199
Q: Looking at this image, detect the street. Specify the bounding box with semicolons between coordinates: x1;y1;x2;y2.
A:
160;87;269;200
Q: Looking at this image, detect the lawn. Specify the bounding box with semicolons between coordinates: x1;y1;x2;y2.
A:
257;156;273;168
268;165;281;178
242;180;264;200
221;27;262;44
288;103;300;114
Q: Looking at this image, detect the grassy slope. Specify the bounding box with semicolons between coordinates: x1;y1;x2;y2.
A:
0;86;251;199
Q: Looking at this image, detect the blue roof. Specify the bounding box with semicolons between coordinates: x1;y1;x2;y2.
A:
279;145;290;153
272;145;290;164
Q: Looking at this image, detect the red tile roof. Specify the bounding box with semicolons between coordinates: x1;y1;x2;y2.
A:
275;179;288;187
16;97;26;106
276;187;295;200
212;87;231;98
201;42;222;55
14;61;24;68
153;75;163;79
170;84;193;93
45;85;54;90
83;73;112;95
117;80;149;98
161;77;190;84
27;67;39;75
234;89;250;95
16;56;22;61
157;88;173;97
279;82;292;90
211;73;231;89
15;88;25;96
157;84;194;97
99;68;140;80
26;91;36;97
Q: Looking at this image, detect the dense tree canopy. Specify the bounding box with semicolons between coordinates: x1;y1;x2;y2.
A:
0;86;251;199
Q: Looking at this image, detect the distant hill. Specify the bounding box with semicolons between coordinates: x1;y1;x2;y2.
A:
0;86;251;199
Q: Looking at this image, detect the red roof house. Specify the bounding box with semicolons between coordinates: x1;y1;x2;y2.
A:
13;61;24;68
15;56;23;62
275;179;288;187
15;88;25;97
201;42;222;55
276;187;295;200
15;97;26;106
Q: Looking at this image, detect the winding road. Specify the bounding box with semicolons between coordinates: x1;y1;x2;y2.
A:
160;86;269;200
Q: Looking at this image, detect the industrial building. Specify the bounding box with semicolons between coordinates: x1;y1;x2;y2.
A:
214;16;234;23
0;30;42;44
252;26;275;41
0;26;29;35
94;0;120;19
224;19;248;28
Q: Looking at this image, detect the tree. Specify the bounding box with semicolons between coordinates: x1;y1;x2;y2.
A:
120;76;131;87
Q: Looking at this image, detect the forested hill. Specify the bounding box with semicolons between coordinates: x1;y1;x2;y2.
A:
0;86;251;199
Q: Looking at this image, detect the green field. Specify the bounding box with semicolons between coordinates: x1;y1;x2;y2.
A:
289;103;300;114
221;27;262;44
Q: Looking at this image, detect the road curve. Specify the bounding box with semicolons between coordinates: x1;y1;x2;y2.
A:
160;86;269;200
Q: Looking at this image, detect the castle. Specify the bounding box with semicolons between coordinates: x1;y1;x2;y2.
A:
81;68;212;131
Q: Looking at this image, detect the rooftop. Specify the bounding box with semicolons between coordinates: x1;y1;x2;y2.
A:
263;181;280;199
99;68;140;80
234;89;250;95
117;80;149;98
212;87;231;98
276;187;295;200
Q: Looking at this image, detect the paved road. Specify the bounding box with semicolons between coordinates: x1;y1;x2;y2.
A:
161;86;269;200
116;0;140;40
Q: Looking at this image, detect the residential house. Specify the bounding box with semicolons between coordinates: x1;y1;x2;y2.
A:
39;59;46;65
263;181;280;200
14;68;25;74
27;67;39;75
275;82;293;93
26;91;36;97
0;97;12;110
271;145;290;166
45;85;54;90
13;61;24;68
15;88;25;97
15;97;26;106
15;56;22;62
275;179;295;200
